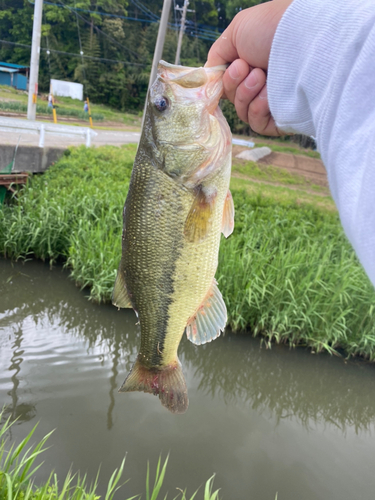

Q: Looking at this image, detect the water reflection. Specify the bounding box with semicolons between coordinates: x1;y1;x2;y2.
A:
1;259;375;433
2;323;37;424
107;335;120;430
184;335;375;432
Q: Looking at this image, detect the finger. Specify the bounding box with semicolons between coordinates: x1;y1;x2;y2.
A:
222;59;251;103
248;85;282;136
206;5;275;70
233;67;267;124
205;21;239;68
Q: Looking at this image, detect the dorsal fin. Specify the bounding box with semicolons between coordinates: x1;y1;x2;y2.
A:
185;280;227;345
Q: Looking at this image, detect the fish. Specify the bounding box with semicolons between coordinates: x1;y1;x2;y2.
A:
112;60;234;414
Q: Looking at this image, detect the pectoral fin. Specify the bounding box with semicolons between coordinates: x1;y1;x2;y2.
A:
185;279;227;345
221;189;234;238
112;266;132;308
184;187;216;243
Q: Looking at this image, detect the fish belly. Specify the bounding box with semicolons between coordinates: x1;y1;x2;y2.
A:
117;152;230;413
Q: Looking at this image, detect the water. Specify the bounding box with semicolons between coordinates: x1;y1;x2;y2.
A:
1;259;375;500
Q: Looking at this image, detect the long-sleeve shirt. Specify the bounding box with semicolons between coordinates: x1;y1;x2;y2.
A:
268;0;375;287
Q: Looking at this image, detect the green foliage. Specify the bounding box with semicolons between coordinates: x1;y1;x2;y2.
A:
1;146;374;360
220;100;251;136
219;190;375;359
0;414;221;500
0;0;252;113
223;0;268;20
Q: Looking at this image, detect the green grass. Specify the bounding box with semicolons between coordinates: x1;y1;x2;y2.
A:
0;88;142;127
0;146;374;360
0;100;105;121
0;413;221;500
229;177;335;211
232;159;326;192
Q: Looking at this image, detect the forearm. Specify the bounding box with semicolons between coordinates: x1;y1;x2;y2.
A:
268;0;375;286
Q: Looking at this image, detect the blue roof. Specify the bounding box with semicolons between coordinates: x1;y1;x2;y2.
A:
0;62;29;70
0;67;18;73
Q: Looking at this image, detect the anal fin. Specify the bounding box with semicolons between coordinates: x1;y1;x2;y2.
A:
119;358;188;414
222;189;234;238
112;266;132;308
185;279;227;345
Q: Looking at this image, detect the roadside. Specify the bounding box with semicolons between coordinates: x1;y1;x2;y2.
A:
0;86;331;206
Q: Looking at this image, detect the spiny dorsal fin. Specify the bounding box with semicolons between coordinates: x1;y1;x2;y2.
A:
185;279;227;345
184;187;216;243
119;358;188;414
112;266;132;308
222;189;234;238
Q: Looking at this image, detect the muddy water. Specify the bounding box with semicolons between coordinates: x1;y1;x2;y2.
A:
1;259;375;500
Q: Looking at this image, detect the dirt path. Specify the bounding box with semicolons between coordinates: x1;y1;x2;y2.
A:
232;144;328;187
231;171;330;196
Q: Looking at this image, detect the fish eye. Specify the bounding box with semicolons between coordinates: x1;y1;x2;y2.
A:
154;96;169;112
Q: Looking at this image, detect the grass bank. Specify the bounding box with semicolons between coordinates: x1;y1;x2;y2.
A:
0;414;220;500
0;86;142;127
0;146;374;359
0;100;105;121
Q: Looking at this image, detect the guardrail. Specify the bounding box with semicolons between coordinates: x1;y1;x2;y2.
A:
232;138;255;148
0;117;97;147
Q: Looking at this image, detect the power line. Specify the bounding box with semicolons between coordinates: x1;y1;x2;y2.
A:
28;0;221;41
27;0;142;58
52;0;142;58
0;39;148;66
130;0;159;21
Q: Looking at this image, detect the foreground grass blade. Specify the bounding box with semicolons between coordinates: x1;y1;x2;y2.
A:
146;455;169;500
1;414;223;500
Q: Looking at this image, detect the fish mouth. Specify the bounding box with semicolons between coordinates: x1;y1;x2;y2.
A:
157;60;227;91
158;60;228;73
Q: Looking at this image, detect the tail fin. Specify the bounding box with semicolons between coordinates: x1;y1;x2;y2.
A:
119;358;189;414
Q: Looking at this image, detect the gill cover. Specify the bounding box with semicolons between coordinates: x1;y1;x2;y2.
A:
145;61;230;188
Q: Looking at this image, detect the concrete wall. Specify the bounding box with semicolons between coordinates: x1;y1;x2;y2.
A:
0;145;66;173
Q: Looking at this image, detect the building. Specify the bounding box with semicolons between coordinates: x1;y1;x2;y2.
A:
0;62;29;91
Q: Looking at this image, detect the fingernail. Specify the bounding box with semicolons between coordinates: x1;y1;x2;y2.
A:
244;70;258;89
228;63;240;80
259;85;267;100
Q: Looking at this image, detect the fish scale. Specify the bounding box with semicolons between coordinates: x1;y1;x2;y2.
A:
112;60;234;413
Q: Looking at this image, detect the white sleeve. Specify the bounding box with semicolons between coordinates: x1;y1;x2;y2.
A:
268;0;375;287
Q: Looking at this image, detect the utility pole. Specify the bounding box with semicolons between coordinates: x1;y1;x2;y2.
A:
27;0;43;121
174;0;190;65
149;0;172;89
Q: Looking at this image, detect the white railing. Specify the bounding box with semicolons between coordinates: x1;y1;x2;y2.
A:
232;138;255;148
0;117;97;147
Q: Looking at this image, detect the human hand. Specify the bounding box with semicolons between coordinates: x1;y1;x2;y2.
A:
206;0;294;136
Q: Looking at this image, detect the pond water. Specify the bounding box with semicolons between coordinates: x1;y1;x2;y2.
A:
1;259;375;500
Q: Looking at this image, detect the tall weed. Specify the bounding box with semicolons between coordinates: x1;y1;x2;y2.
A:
0;146;374;359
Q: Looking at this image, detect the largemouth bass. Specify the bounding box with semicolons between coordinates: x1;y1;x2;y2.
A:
112;60;234;414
